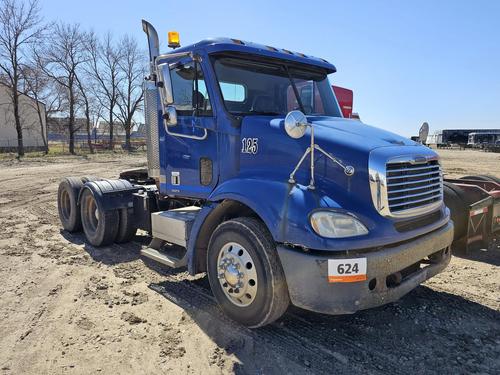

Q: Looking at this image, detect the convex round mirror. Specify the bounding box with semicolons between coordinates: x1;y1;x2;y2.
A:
284;110;308;139
164;105;178;127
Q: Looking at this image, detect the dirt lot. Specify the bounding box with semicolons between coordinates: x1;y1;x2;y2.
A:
0;149;499;374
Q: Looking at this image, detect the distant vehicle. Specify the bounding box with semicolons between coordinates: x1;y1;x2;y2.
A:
332;85;353;118
467;130;500;148
427;129;500;148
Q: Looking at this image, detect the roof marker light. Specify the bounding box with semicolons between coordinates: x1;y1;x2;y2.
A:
231;38;245;45
168;31;180;49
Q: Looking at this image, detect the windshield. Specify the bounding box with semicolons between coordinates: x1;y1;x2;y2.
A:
211;56;342;117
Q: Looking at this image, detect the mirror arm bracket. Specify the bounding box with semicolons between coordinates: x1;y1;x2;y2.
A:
287;114;355;189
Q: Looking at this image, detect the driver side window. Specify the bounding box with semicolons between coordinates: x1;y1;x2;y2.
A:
170;62;213;116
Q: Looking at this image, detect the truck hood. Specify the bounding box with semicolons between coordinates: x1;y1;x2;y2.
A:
239;115;427;213
306;116;415;153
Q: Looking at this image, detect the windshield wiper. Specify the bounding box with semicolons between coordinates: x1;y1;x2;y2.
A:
285;65;305;114
232;111;282;116
248;110;282;116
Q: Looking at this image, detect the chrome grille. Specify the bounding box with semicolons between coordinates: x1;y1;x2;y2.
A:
386;159;442;214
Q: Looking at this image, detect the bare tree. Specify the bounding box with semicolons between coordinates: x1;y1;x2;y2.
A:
116;35;145;151
35;23;87;154
21;65;49;153
86;32;122;150
0;0;45;157
75;73;95;154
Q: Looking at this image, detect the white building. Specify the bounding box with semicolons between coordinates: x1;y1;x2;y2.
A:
0;83;47;151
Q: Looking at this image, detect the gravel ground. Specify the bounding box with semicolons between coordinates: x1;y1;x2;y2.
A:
0;149;498;374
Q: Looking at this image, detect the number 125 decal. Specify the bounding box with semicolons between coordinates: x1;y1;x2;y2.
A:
241;138;259;154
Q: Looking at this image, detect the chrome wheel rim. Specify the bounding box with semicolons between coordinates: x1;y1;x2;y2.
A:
60;189;71;221
83;194;99;232
216;242;258;307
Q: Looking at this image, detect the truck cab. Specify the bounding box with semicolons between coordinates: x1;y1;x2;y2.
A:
57;21;454;327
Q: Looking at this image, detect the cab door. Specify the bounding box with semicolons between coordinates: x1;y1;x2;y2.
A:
162;59;218;199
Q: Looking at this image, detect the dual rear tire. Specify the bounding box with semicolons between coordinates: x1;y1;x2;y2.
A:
57;177;136;246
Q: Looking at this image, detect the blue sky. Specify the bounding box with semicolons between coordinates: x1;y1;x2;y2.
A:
41;0;500;136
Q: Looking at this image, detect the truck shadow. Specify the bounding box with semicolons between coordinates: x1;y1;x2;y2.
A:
60;230;148;265
149;278;500;374
452;239;500;266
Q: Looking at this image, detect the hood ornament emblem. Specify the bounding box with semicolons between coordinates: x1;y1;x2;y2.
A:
284;111;355;190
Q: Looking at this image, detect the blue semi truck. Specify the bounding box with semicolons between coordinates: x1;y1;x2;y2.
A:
57;20;454;327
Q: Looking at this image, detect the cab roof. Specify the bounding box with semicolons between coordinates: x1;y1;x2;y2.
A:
159;37;337;74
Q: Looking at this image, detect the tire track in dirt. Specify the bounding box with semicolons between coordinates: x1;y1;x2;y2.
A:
149;278;400;375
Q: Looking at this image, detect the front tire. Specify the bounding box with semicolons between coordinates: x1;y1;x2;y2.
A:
207;217;289;328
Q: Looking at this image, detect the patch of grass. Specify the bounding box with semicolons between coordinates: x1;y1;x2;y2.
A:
0;142;146;161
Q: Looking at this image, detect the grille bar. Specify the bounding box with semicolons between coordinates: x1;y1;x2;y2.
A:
386;164;440;173
387;176;441;188
387;170;441;180
388;187;442;201
389;194;442;209
388;182;441;194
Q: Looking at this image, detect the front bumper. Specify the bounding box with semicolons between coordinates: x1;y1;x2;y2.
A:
277;221;454;315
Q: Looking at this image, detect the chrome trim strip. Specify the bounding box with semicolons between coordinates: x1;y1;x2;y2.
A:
387;164;440;173
388;182;441;194
387;170;441;180
388;200;443;216
389;194;442;208
388;187;442;201
164;122;208;140
386;176;441;188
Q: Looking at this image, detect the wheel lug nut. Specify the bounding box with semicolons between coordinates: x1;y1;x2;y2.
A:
234;288;239;293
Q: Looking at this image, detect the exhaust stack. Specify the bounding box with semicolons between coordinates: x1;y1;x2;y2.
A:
142;20;160;179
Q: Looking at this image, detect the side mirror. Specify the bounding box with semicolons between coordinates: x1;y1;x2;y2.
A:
157;63;174;105
157;63;177;127
164;106;177;127
284;110;308;139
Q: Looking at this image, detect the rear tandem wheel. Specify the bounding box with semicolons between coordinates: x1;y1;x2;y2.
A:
80;188;119;246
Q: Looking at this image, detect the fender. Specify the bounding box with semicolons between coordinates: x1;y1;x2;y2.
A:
207;178;342;248
78;179;138;211
186;202;219;274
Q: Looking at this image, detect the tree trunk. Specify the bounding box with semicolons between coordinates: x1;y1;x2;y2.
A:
35;101;48;154
11;87;24;157
44;111;51;154
125;122;131;152
108;109;114;151
68;84;75;154
85;106;94;154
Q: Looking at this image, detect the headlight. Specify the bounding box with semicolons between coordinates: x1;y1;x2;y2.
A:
310;211;369;238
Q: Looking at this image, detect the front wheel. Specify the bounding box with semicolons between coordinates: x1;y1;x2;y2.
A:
207;217;289;328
